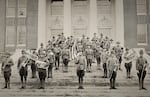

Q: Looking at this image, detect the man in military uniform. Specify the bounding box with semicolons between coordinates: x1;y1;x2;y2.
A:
18;50;29;89
107;50;118;89
53;44;61;70
114;42;123;70
101;49;109;78
136;49;149;90
75;52;86;89
60;32;66;43
38;43;46;57
30;49;37;78
47;49;55;78
1;52;14;89
91;33;98;43
36;50;49;89
95;45;102;70
123;48;132;79
76;41;84;53
103;36;111;51
56;34;62;45
46;40;53;52
85;45;94;72
51;36;56;46
61;46;70;72
85;37;92;48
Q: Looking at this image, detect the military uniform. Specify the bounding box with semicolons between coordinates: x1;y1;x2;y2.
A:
37;51;49;89
30;50;37;78
136;50;148;90
47;50;55;78
101;50;109;78
123;48;132;79
75;52;86;89
53;45;61;70
107;53;118;89
18;50;29;89
95;46;102;70
76;42;84;53
1;53;14;89
61;47;70;72
114;44;123;70
85;46;93;72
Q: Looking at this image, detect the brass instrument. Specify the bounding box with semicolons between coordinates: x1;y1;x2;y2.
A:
24;51;49;69
123;49;137;63
18;57;30;70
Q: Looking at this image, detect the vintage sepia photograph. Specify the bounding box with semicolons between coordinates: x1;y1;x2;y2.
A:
0;0;150;97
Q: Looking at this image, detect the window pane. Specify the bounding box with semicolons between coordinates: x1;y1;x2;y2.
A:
136;0;147;15
18;8;26;17
7;0;16;7
18;0;27;8
17;26;26;45
6;26;16;45
7;8;16;17
6;18;16;26
137;24;147;44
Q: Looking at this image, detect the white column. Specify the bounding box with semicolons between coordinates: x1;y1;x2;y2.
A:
115;0;124;46
64;0;71;37
38;0;46;48
89;0;97;38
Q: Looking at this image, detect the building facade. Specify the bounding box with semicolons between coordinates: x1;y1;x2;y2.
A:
0;0;149;52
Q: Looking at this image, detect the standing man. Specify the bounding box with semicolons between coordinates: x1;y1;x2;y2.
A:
85;45;94;72
123;48;132;79
107;50;118;89
1;52;14;89
53;44;61;70
95;45;102;70
36;50;49;89
101;49;109;78
136;49;149;90
38;43;46;57
47;49;55;78
30;49;37;78
114;42;123;70
61;46;70;72
18;50;29;89
75;52;86;89
91;33;98;43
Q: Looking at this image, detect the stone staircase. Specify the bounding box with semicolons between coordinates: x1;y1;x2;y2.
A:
0;49;150;97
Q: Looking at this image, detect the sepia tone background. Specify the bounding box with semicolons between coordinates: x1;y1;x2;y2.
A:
0;0;150;97
0;0;150;52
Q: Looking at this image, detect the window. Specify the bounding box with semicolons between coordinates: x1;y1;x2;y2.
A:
18;0;27;17
136;0;147;15
6;0;16;17
6;0;27;47
137;24;147;45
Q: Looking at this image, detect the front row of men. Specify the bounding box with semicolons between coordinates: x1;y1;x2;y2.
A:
1;48;149;90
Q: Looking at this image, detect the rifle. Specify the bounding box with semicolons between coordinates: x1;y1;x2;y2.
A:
140;63;147;89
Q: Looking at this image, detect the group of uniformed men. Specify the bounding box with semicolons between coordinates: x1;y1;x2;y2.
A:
1;33;149;90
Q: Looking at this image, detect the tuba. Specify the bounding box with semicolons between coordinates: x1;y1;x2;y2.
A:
123;49;137;63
